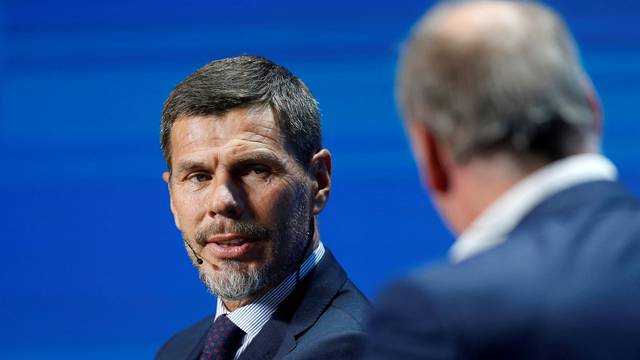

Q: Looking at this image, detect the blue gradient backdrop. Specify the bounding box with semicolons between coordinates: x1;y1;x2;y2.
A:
1;0;638;358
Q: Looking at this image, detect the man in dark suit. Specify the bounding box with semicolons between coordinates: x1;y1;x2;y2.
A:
364;1;640;359
157;56;369;359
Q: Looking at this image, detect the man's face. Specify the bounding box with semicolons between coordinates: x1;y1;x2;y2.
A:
163;107;315;301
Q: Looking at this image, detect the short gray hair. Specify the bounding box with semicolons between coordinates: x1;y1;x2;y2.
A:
161;55;321;169
397;0;597;163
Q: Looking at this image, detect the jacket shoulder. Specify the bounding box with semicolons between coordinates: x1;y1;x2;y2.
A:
290;278;371;359
155;315;211;360
367;181;640;358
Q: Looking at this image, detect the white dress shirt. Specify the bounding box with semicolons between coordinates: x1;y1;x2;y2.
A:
215;241;326;359
450;154;617;263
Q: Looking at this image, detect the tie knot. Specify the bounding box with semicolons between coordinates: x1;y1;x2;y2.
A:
213;315;242;337
200;315;245;360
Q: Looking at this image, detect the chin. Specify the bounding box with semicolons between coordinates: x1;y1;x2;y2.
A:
199;260;272;300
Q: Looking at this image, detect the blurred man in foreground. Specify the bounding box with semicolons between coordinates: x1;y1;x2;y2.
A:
364;1;640;358
156;56;369;360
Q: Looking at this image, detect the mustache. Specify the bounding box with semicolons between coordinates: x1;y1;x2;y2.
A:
194;221;271;246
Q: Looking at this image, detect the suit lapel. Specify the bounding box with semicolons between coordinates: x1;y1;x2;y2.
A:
236;316;295;360
184;316;212;360
237;250;347;359
285;250;347;337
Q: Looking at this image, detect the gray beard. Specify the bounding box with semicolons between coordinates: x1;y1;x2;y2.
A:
199;260;269;301
190;185;312;302
198;227;308;301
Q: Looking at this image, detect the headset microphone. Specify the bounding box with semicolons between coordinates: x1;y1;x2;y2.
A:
186;241;204;265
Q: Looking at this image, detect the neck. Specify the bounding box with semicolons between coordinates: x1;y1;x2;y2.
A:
448;153;545;235
222;290;264;313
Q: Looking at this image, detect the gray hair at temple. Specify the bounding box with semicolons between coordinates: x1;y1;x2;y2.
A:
161;55;321;170
397;0;599;163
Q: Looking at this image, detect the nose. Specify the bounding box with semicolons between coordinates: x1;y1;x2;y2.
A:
208;178;244;220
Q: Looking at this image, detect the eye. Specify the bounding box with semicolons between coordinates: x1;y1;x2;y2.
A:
241;164;272;180
251;165;270;175
187;173;212;183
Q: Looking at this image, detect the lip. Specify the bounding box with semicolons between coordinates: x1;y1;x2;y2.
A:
203;234;259;260
206;233;247;244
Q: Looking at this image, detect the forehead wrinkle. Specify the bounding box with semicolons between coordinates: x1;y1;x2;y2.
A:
171;117;225;156
170;108;293;170
241;132;284;149
243;122;282;142
176;125;279;152
223;140;278;158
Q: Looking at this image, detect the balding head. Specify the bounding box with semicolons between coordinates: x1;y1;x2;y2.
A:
398;0;599;164
423;0;528;51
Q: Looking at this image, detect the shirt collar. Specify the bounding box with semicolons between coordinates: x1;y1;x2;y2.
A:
215;241;326;337
449;153;617;263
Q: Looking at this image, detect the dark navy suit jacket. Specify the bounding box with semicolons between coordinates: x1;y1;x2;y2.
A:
364;181;640;359
156;249;370;360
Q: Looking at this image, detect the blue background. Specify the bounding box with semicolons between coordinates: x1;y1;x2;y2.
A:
1;0;638;358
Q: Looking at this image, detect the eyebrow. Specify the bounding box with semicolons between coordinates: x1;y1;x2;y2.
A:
173;152;285;175
228;152;289;175
232;151;282;166
174;160;210;175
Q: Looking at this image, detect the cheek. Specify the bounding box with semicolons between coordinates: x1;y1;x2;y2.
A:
250;184;298;223
173;191;208;225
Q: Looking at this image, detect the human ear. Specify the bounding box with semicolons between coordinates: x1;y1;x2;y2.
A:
406;121;449;194
309;149;332;215
583;76;602;138
162;171;181;230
